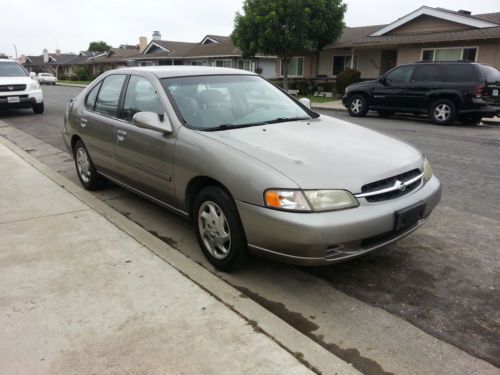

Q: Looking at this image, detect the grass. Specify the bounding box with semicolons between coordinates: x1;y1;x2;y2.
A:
57;80;91;86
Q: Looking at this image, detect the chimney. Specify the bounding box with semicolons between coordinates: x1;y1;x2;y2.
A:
152;31;161;41
43;49;49;63
139;36;148;53
458;9;471;16
55;49;61;55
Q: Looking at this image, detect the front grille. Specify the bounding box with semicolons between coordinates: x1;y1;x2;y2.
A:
0;84;26;92
359;168;422;202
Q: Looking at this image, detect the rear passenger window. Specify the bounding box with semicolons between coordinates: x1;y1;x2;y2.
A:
85;82;102;110
122;76;164;121
445;64;477;82
412;65;441;82
94;75;126;116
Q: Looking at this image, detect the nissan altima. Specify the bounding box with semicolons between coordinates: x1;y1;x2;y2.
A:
63;66;441;271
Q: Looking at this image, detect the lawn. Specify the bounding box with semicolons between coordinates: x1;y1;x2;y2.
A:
298;94;340;103
57;80;90;86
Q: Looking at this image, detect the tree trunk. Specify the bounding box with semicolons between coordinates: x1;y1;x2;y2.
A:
282;57;289;91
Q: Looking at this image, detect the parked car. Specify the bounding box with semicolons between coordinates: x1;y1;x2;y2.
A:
37;72;57;85
343;61;500;125
63;66;441;271
0;60;44;114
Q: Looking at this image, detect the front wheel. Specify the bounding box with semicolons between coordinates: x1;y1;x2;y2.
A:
347;94;369;117
429;99;457;125
33;102;44;114
193;186;249;271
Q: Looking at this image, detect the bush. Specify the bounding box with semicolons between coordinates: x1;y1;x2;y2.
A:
74;66;92;81
255;67;263;75
335;68;361;95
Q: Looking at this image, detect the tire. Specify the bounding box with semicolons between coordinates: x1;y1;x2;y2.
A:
377;110;394;118
347;94;369;117
460;114;483;125
193;185;249;271
73;140;107;190
429;98;457;125
33;102;44;114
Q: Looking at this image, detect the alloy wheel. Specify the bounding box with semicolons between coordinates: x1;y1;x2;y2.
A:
76;147;91;183
434;104;451;121
351;98;363;113
198;201;231;260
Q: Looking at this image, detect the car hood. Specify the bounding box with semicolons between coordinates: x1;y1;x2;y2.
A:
0;76;34;85
200;116;424;192
347;80;377;89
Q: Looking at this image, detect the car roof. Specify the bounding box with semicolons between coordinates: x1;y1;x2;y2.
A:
110;66;257;78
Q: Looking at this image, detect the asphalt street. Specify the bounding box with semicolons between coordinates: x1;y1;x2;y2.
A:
0;85;499;373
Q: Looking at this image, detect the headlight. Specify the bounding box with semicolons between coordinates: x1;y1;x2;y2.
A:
264;189;358;212
423;158;433;181
30;80;40;90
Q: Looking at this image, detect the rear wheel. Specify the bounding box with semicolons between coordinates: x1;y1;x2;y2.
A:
73;140;107;190
429;99;457;125
33;102;44;114
193;185;249;271
347;94;369;117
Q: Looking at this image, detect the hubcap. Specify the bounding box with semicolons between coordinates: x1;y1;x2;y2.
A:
434;104;451;121
76;147;91;183
351;98;363;113
198;201;231;260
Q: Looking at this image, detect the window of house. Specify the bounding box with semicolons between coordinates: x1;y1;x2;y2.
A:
421;47;477;62
191;61;203;66
94;75;126;116
280;57;304;77
237;59;256;72
332;55;358;75
215;60;232;68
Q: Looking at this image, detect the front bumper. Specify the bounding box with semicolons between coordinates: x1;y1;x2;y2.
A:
342;95;348;107
0;89;43;109
237;177;442;266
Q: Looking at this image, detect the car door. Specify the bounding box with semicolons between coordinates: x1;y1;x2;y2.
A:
371;65;414;109
114;74;177;206
79;74;127;176
407;64;443;111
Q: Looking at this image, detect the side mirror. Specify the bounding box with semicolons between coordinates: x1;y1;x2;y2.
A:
132;112;173;134
29;72;37;79
379;76;387;85
298;97;311;109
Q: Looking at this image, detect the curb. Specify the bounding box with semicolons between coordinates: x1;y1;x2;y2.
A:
311;104;346;112
0;131;360;375
56;83;88;88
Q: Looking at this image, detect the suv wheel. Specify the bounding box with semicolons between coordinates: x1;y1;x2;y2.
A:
193;185;249;271
347;95;368;117
73;140;107;190
33;103;44;114
429;99;456;125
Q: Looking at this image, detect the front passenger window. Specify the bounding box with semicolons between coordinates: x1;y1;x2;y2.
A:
94;74;126;117
122;76;164;122
385;66;414;83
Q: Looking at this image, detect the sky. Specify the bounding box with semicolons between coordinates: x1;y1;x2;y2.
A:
2;0;499;57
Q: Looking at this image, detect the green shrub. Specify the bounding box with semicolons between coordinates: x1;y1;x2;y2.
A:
74;67;91;81
336;68;361;95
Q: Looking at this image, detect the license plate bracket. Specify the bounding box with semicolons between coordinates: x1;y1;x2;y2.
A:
395;202;426;231
7;96;20;103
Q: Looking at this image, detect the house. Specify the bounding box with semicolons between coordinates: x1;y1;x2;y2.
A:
22;50;104;77
293;6;500;80
129;31;278;79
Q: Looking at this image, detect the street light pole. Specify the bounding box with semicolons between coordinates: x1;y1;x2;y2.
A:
13;44;18;59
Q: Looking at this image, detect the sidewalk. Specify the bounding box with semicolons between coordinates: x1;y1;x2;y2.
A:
0;139;336;374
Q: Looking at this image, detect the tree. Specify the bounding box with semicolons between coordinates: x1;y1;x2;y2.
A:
233;0;346;90
87;41;111;52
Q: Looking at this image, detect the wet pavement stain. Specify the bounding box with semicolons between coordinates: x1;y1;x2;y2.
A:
236;286;393;375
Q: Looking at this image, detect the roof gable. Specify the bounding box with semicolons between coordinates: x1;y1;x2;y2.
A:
144;42;170;54
370;6;498;36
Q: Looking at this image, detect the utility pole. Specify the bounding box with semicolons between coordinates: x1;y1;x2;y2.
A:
13;44;18;59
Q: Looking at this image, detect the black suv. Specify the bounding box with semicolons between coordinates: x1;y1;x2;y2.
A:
342;61;500;125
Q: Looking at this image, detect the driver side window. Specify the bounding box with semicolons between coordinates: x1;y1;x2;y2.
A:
385;65;414;83
121;76;164;122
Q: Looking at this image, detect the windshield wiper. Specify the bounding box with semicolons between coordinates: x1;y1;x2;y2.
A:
264;116;310;124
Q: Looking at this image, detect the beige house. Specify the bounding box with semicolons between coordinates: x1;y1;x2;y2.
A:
294;6;500;80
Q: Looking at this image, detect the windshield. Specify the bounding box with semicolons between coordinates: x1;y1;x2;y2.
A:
162;75;312;130
0;62;28;77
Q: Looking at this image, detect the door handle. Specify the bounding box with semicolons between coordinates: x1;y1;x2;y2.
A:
80;118;87;128
116;129;128;141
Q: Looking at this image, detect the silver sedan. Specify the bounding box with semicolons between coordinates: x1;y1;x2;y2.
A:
63;66;441;271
